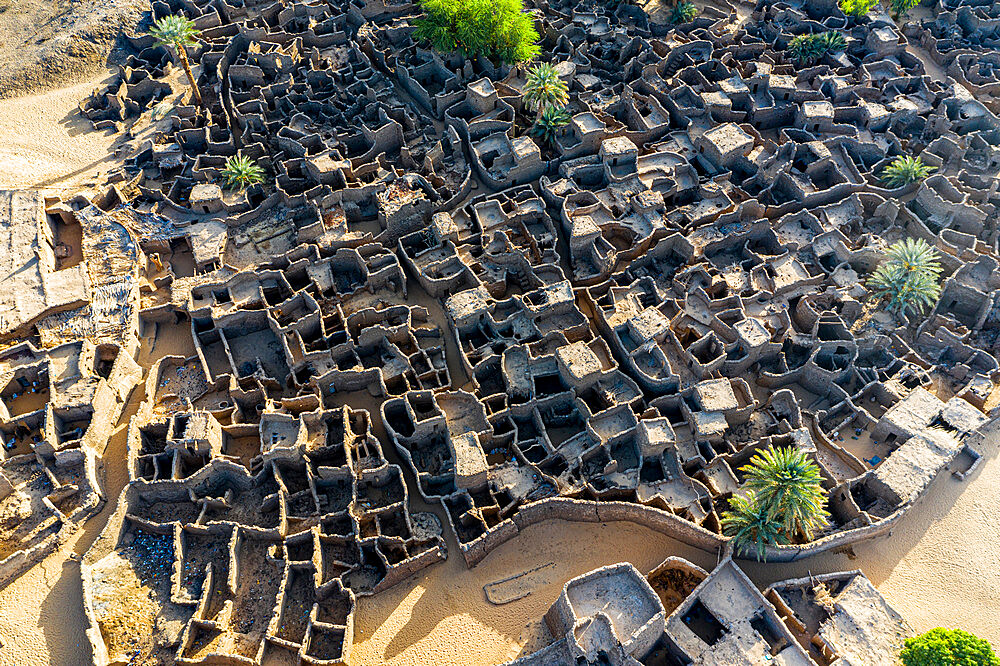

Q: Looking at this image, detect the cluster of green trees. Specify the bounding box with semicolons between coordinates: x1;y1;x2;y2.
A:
901;628;999;666
721;446;830;560
412;0;540;65
839;0;920;20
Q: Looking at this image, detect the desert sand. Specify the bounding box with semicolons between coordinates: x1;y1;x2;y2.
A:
0;76;119;190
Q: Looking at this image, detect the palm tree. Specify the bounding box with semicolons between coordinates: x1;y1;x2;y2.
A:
150;15;204;107
221;154;265;190
819;31;847;52
787;34;825;64
670;1;698;24
881;155;936;188
868;237;943;316
721;491;790;561
530;106;572;147
740;446;829;540
522;63;569;119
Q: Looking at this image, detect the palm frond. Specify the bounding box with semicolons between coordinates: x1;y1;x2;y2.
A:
740;446;829;540
221;154;265;191
149;15;201;50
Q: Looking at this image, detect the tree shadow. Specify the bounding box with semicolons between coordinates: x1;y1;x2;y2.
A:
37;558;93;666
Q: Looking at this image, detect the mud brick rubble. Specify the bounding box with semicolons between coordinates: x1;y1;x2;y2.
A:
0;0;999;662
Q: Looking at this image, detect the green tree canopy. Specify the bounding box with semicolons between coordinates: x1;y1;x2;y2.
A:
839;0;879;17
900;628;1000;666
413;0;540;64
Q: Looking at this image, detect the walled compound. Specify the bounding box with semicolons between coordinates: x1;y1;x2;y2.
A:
505;557;913;665
0;0;994;662
0;192;144;589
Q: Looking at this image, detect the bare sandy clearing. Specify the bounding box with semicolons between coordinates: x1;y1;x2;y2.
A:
0;76;119;190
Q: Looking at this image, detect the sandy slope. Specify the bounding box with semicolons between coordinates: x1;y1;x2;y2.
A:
0;0;145;99
0;76;119;190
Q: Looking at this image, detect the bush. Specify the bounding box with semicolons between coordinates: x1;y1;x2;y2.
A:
413;0;540;65
819;31;847;52
868;237;942;316
900;628;1000;666
839;0;879;17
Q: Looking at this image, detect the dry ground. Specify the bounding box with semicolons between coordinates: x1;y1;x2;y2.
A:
0;76;121;190
0;0;145;99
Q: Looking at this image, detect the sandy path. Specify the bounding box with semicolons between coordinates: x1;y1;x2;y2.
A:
351;520;720;666
0;75;119;190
